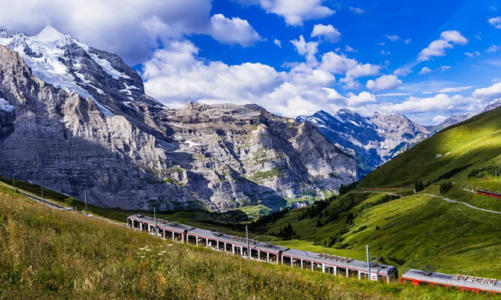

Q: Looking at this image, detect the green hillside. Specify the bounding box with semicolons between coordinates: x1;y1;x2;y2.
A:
251;192;501;280
359;106;501;190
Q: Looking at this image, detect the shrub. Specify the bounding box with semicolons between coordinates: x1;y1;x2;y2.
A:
440;182;453;194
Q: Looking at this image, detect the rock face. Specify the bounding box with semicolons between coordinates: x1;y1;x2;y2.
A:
0;27;357;211
297;110;429;177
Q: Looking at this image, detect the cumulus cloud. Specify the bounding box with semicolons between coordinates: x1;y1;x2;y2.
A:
404;38;411;45
209;14;261;47
488;16;501;29
418;30;468;61
380;50;390;55
433;115;447;124
0;0;262;65
390;94;463;113
366;75;402;92
311;24;341;43
344;45;357;52
385;34;400;42
394;68;413;76
347;91;376;106
232;0;335;26
419;67;432;75
274;39;282;48
440;65;451;71
349;7;365;14
473;82;501;98
291;35;319;64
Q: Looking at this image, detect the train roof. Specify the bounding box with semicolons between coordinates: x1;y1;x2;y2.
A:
129;214;194;233
282;248;397;276
188;228;288;254
402;269;501;292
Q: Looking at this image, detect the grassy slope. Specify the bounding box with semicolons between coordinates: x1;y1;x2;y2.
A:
255;192;501;279
359;106;501;191
1;186;488;299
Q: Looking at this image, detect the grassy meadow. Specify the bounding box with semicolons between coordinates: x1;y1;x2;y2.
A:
1;186;493;299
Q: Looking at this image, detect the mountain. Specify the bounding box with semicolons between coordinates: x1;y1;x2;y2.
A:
297;110;429;177
425;100;501;133
0;26;356;211
358;103;501;189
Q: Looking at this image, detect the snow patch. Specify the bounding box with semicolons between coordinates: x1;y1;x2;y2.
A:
74;40;131;80
0;98;14;112
185;140;201;147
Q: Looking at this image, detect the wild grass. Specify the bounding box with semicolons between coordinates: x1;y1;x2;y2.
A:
0;186;491;299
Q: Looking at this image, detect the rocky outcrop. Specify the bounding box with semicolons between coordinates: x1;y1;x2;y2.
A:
0;27;357;211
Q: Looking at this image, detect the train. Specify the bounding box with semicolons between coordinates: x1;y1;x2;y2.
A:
128;214;501;295
477;189;501;199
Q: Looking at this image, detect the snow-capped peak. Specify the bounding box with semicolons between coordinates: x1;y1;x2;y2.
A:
31;26;68;43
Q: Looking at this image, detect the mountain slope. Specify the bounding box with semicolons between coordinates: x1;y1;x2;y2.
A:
359;105;501;188
297;110;429;177
0;27;356;211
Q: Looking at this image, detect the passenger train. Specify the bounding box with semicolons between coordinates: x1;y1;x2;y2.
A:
128;214;501;295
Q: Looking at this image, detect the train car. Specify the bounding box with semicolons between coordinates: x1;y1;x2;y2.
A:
476;189;501;199
401;269;501;295
281;248;398;283
127;214;398;284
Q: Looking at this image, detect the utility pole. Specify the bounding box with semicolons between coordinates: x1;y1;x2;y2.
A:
154;207;158;236
366;245;371;281
84;189;88;215
246;225;250;259
41;179;44;204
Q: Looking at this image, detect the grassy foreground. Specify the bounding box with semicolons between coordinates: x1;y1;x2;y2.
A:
0;187;491;299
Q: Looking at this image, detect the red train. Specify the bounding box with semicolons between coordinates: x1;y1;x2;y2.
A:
476;189;501;199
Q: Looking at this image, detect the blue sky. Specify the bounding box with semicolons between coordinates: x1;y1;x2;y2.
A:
1;0;501;124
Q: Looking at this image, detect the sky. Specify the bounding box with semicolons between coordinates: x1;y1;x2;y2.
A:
1;0;501;124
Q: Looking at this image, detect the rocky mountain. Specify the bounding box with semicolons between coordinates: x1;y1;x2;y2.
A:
297;110;429;177
0;26;357;211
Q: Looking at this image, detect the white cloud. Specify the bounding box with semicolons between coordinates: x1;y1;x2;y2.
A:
419;67;432;75
488;16;501;29
440;65;451;71
345;63;380;78
377;42;385;46
418;30;468;61
232;0;335;26
404;38;411;45
380;50;390;55
487;45;499;52
465;51;480;57
491;6;497;11
385;34;400;42
274;39;282;48
366;75;402;92
0;0;262;65
344;45;357;52
394;68;413;76
349;7;365;14
473;82;501;98
439;86;473;93
291;35;319;64
311;24;341;43
209;14;261;47
440;30;468;45
433;115;447;124
347;91;376;106
390;94;464;113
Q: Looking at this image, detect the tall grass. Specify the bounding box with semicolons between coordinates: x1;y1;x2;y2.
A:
0;187;490;299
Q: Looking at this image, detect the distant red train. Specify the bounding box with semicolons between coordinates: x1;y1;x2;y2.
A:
476;189;501;199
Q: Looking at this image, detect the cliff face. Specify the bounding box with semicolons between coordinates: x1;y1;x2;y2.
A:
0;28;357;211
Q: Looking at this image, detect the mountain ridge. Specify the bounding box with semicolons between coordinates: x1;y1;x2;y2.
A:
0;26;357;211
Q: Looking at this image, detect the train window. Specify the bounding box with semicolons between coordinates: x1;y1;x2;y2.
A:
419;282;431;287
402;279;412;284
